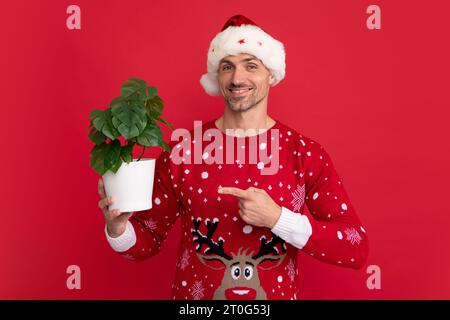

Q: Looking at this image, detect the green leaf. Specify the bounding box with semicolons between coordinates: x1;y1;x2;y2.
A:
156;117;174;131
88;126;107;145
111;104;147;140
89;109;103;120
104;140;122;169
110;158;123;173
88;109;103;128
128;91;145;104
92;109;120;140
146;96;164;118
130;97;145;108
90;143;108;175
136;123;162;147
161;141;170;153
110;96;126;109
121;143;134;163
121;78;147;98
138;92;148;103
147;86;158;99
90;141;124;174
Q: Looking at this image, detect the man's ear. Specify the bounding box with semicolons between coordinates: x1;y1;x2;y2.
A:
269;72;276;86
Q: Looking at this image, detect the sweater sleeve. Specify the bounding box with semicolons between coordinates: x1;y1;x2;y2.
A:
299;139;369;269
271;206;312;249
106;149;182;262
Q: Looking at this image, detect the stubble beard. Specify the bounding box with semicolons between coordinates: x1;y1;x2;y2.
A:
225;91;265;113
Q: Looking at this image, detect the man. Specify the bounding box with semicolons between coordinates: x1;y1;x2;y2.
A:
98;14;369;300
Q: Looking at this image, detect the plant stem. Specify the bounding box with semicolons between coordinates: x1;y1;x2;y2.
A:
137;146;146;161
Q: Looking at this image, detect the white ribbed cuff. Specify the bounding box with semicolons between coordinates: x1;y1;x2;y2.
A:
105;220;137;252
271;207;312;249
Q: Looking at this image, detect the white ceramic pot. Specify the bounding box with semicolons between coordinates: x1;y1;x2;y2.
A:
102;158;156;213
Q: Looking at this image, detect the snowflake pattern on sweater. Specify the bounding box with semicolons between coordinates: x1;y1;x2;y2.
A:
115;119;369;300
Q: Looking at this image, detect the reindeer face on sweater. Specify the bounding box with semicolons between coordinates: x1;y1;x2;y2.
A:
191;217;287;300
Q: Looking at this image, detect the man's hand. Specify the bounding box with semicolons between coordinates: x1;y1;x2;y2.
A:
218;186;282;229
98;177;133;238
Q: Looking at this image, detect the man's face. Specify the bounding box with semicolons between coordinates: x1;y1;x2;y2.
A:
218;53;275;112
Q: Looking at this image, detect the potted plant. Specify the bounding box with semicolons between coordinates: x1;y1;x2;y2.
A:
88;78;173;213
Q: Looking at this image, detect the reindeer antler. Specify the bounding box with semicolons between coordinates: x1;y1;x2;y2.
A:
191;217;232;260
252;232;287;260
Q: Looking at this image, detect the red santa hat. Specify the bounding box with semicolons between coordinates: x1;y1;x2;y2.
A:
200;14;286;96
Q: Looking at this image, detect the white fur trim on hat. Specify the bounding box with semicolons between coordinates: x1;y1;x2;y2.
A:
200;24;286;96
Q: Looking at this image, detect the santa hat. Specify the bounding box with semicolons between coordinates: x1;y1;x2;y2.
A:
200;14;286;96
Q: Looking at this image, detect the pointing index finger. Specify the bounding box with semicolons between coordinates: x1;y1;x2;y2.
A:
218;187;249;199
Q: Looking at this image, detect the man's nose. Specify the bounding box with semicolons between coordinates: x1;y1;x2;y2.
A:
230;68;246;86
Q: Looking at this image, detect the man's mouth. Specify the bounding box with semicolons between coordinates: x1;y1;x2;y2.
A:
229;87;253;97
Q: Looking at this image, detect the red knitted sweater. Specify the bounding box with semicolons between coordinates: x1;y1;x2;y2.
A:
111;118;369;300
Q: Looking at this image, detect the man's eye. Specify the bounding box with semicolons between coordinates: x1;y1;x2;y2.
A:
248;65;257;69
222;65;231;70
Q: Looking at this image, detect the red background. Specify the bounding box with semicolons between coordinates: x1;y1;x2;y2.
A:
1;0;449;299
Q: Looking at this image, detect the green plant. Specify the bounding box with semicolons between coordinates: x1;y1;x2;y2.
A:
88;78;173;175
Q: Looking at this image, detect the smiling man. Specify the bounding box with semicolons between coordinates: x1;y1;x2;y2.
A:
218;54;274;113
99;14;369;300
